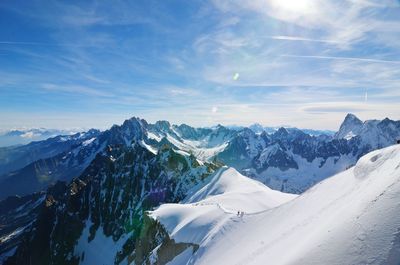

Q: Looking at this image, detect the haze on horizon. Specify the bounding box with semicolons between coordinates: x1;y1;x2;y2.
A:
1;0;399;131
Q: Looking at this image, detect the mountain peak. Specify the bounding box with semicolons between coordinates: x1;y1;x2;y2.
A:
248;123;264;133
276;127;289;136
335;113;363;140
343;113;362;124
154;120;171;131
122;117;146;129
249;123;263;128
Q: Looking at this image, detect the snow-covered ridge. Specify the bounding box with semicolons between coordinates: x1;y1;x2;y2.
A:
182;167;296;209
149;167;297;245
150;145;400;265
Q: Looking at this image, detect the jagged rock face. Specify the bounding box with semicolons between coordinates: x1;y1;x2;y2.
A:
3;142;216;265
253;144;298;172
334;113;363;140
172;124;208;140
0;192;45;262
132;215;199;265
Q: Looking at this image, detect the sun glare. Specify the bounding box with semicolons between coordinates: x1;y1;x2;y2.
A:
272;0;313;13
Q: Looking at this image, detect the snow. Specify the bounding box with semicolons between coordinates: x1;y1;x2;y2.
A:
167;134;222;160
344;131;356;140
257;143;281;162
140;140;158;155
191;143;228;161
164;133;228;161
74;220;132;265
146;128;229;162
150;145;400;265
335;114;399;149
334;113;363;140
254;151;356;193
183;167;297;210
0;226;26;244
82;137;96;146
147;131;162;142
149;167;297;245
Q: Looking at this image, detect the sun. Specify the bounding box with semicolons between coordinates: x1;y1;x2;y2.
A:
271;0;313;14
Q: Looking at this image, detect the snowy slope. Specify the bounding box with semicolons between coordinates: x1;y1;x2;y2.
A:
150;145;400;265
149;167;297;245
183;167;297;209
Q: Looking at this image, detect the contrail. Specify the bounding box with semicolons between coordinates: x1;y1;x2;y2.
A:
271;35;342;44
281;54;400;64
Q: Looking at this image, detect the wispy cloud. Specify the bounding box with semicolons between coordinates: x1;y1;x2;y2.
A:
211;0;400;48
300;102;370;114
41;83;113;98
270;36;342;44
0;0;399;130
281;54;400;64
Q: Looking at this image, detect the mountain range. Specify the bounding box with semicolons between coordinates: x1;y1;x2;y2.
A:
1;114;398;200
0;113;399;264
0;129;83;148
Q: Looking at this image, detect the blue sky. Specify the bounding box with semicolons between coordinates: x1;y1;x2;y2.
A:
0;0;399;130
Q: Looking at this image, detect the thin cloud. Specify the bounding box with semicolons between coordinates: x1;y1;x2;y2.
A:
41;83;113;98
281;54;400;64
270;35;342;44
301;103;369;114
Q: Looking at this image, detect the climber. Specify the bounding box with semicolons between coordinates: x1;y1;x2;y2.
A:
397;139;400;144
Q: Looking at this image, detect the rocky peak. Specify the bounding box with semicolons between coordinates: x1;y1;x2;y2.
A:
343;113;362;126
274;127;289;138
154;120;171;132
334;113;363;140
248;123;264;134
